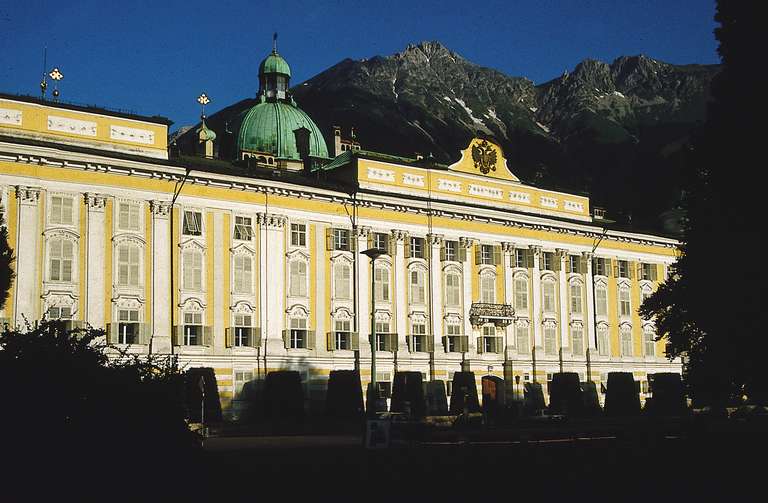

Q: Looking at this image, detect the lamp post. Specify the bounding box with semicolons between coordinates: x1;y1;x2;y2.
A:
361;247;386;415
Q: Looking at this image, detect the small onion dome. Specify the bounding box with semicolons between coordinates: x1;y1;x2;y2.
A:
259;52;291;78
237;101;328;160
196;119;217;142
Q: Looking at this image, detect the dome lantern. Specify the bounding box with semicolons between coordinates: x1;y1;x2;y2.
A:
259;33;291;101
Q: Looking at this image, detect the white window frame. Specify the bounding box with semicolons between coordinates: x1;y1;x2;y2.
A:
569;282;583;314
374;265;390;303
233;313;253;347
620;324;633;357
619;284;632;317
514;276;528;310
409;268;427;305
289;259;308;298
182;249;204;291
480;272;496;303
643;325;656;357
48;237;75;283
333;261;352;300
444;269;462;307
49;194;75;226
542;279;556;313
291;223;307;247
516;323;530;354
289;317;308;348
117;201;142;232
234;215;254;241
183;311;203;345
116;241;141;287
117;308;141;344
233;253;253;294
571;323;584;356
182;210;203;236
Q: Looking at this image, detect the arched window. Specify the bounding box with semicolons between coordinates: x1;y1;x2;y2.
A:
516;323;530;354
444;271;461;307
289;260;308;297
334;262;351;299
619;285;632;317
595;283;608;316
641;286;652;305
514;277;528;310
597;324;610;356
410;269;426;305
644;326;656;357
49;238;74;282
182;250;203;291
233;254;253;294
374;266;389;302
117;242;141;287
480;274;495;303
620;325;633;356
542;280;556;313
570;283;583;314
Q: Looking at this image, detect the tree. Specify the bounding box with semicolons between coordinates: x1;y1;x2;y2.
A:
0;321;202;499
640;2;768;407
0;213;14;311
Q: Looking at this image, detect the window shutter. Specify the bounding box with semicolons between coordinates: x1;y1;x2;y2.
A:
613;260;620;278
651;264;659;282
404;239;411;259
350;331;359;351
119;203;129;229
477;338;484;354
251;327;262;348
457;245;467;262
106;323;116;344
442;336;449;351
552;255;561;272
325;228;333;251
173;325;182;346
461;336;469;353
565;256;572;273
424;242;431;260
306;330;316;350
349;236;357;252
203;326;213;346
388;237;397;257
474;245;481;265
225;327;233;348
367;233;374;250
526;250;535;268
440;245;447;261
628;262;635;280
326;332;334;351
579;257;587;275
51;198;62;224
605;259;612;277
637;262;644;280
137;324;147;345
493;245;502;266
426;336;434;352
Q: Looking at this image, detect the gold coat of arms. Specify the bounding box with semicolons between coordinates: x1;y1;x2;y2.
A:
471;140;497;174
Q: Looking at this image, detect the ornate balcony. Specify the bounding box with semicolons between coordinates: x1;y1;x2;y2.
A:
469;303;514;328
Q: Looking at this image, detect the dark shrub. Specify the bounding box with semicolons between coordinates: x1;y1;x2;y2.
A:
581;380;602;416
325;369;363;422
605;372;641;416
549;372;584;416
391;371;425;419
524;382;546;414
184;367;223;423
425;380;449;416
449;372;480;414
646;373;687;416
264;370;305;424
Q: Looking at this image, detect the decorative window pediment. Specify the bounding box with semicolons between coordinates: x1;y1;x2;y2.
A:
408;311;429;324
332;307;353;321
179;238;206;252
113;293;145;310
231;242;255;256
231;300;255;314
515;318;530;328
374;310;392;323
286;304;309;319
286;248;310;261
179;297;205;311
113;233;146;247
43;228;80;241
444;313;462;324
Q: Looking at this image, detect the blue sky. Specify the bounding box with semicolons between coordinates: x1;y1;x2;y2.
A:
0;0;719;129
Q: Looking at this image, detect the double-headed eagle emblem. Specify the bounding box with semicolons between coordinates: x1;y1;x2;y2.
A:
471;140;497;174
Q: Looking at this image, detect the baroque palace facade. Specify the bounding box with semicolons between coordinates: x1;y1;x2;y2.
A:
0;47;680;414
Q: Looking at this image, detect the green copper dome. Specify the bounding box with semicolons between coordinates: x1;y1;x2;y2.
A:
237;101;329;160
259;52;291;78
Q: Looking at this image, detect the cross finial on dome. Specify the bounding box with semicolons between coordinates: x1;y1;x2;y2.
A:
273;32;278;54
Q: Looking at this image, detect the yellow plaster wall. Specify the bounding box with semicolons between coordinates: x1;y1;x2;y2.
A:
36;195;45;321
3;190;17;321
309;224;316;332
222;213;231;334
171;208;180;332
103;199;112;324
78;197;86;318
608;260;620;358
144;204;152;326
205;211;214;328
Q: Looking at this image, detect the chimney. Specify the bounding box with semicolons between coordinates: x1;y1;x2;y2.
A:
333;125;342;157
293;126;312;171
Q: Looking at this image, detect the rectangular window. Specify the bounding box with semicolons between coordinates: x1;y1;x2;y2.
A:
410;322;426;352
516;324;530;354
445;324;462;352
289;261;308;297
542;281;556;313
234;314;252;347
595;285;608;316
334;319;351;350
290;318;307;348
514;249;526;268
49;239;74;282
50;195;74;225
182;251;203;291
332;229;350;251
620;327;633;357
118;309;140;344
334;263;352;300
233;254;253;294
234;216;254;241
443;240;457;262
641;263;655;281
410;270;426;305
410;237;424;259
374;267;389;302
481;325;500;353
618;260;630;278
118;202;141;231
234;371;253;398
373;232;389;253
480;275;495;303
183;312;202;345
544;325;557;356
480;244;494;265
619;287;632;317
445;272;461;307
569;255;580;274
374;321;390;351
514;277;528;310
571;324;584;356
117;243;141;287
644;328;656;357
291;223;306;247
47;306;72;320
183;211;202;236
570;284;583;314
542;252;553;271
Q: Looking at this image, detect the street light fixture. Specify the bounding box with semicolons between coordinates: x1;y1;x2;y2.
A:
361;247;386;415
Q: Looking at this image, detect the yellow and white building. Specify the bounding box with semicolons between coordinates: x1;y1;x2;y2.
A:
0;49;680;414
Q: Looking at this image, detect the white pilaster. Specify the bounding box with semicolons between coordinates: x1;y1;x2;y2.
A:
502;242;515;357
259;213;286;355
150;200;172;354
84;193;107;329
393;230;408;353
460;237;474;353
13;186;41;325
530;245;543;348
428;234;443;355
356;227;371;358
315;225;327;352
557;249;569;348
583;251;596;350
213;212;224;351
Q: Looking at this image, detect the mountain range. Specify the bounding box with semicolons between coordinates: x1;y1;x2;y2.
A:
178;41;720;233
